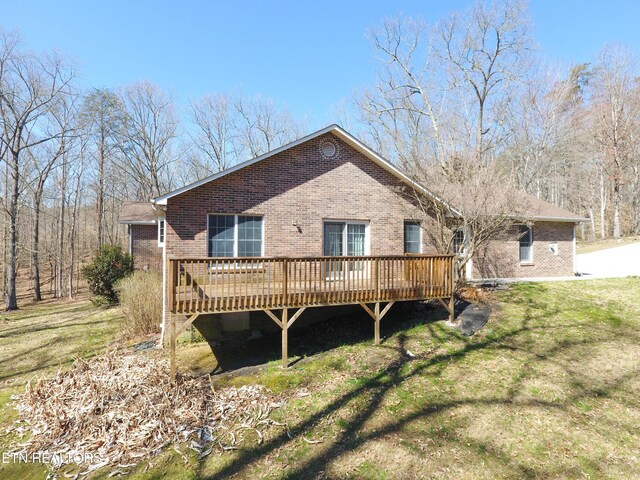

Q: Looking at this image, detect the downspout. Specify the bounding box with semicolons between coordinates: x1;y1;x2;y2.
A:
573;224;577;275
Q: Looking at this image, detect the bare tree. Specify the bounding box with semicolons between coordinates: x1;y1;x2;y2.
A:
438;0;530;161
0;32;76;310
360;2;531;279
189;93;237;174
81;88;122;247
26;98;76;301
116;81;177;199
234;95;303;158
591;45;640;239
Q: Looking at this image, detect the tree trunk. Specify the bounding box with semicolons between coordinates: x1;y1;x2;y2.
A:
5;150;20;310
56;156;67;298
68;159;82;299
612;176;621;239
97;129;105;248
599;169;607;239
31;189;43;301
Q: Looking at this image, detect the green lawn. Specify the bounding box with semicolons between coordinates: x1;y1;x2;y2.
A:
1;279;640;479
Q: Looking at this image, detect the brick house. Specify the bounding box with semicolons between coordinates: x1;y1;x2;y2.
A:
119;125;584;343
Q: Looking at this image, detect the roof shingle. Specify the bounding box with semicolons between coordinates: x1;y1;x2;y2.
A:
118;202;157;224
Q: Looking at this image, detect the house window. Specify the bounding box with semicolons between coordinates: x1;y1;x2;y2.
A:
323;220;369;277
452;228;465;254
207;215;263;257
323;221;368;257
404;221;421;254
519;226;533;263
158;218;165;247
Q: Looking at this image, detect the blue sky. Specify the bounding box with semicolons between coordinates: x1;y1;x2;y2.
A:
2;1;640;128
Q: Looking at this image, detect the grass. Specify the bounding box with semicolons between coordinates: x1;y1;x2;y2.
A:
0;298;124;479
2;279;640;478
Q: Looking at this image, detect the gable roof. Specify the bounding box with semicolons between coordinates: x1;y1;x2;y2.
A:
151;124;459;214
118;202;157;225
151;124;584;223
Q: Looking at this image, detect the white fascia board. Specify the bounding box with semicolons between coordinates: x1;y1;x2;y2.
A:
118;220;157;225
530;216;588;223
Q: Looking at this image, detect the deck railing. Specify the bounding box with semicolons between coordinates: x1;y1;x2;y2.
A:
168;254;454;315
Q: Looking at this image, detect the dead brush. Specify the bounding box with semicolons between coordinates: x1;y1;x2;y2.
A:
457;285;491;304
116;271;163;338
7;350;284;477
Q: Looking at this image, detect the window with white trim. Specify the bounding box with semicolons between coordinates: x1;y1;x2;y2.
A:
452;228;465;254
158;218;165;246
207;214;263;257
404;221;421;254
519;225;533;263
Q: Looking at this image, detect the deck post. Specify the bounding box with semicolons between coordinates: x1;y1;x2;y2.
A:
449;256;456;323
374;302;380;345
281;308;289;368
170;314;176;383
448;295;455;323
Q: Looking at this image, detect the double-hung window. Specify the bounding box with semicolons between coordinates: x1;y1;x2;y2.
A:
519;225;533;263
452;228;465;254
207;215;263;257
404;221;421;254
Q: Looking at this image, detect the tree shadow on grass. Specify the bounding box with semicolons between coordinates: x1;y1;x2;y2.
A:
201;301;451;375
195;301;640;480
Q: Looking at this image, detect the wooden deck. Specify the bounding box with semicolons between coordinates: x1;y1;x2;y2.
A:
168;254;455;380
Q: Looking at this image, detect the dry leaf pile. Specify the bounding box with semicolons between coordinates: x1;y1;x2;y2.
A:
8;350;283;475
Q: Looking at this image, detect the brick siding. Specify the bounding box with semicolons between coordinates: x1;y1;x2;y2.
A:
164;133;439;259
130;224;163;274
472;221;575;279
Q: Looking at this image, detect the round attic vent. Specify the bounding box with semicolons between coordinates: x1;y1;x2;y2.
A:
320;139;338;158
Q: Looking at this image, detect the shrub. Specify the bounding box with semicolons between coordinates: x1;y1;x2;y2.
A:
116;271;163;338
83;244;134;304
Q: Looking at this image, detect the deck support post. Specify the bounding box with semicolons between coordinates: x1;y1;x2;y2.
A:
169;313;200;384
170;314;176;383
449;255;456;324
449;295;455;323
360;301;394;346
281;308;289;368
374;302;380;345
264;307;306;369
437;297;456;325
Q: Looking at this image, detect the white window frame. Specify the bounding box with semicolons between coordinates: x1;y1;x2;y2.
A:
207;214;265;258
322;219;371;257
403;220;422;254
322;219;370;280
519;225;534;264
157;217;166;247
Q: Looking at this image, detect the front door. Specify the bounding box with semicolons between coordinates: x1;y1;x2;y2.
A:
323;221;368;278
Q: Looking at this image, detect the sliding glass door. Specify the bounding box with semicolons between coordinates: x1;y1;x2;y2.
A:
323;221;368;278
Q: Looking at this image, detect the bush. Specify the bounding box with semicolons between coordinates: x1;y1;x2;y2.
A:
116;271;163;338
83;244;134;304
